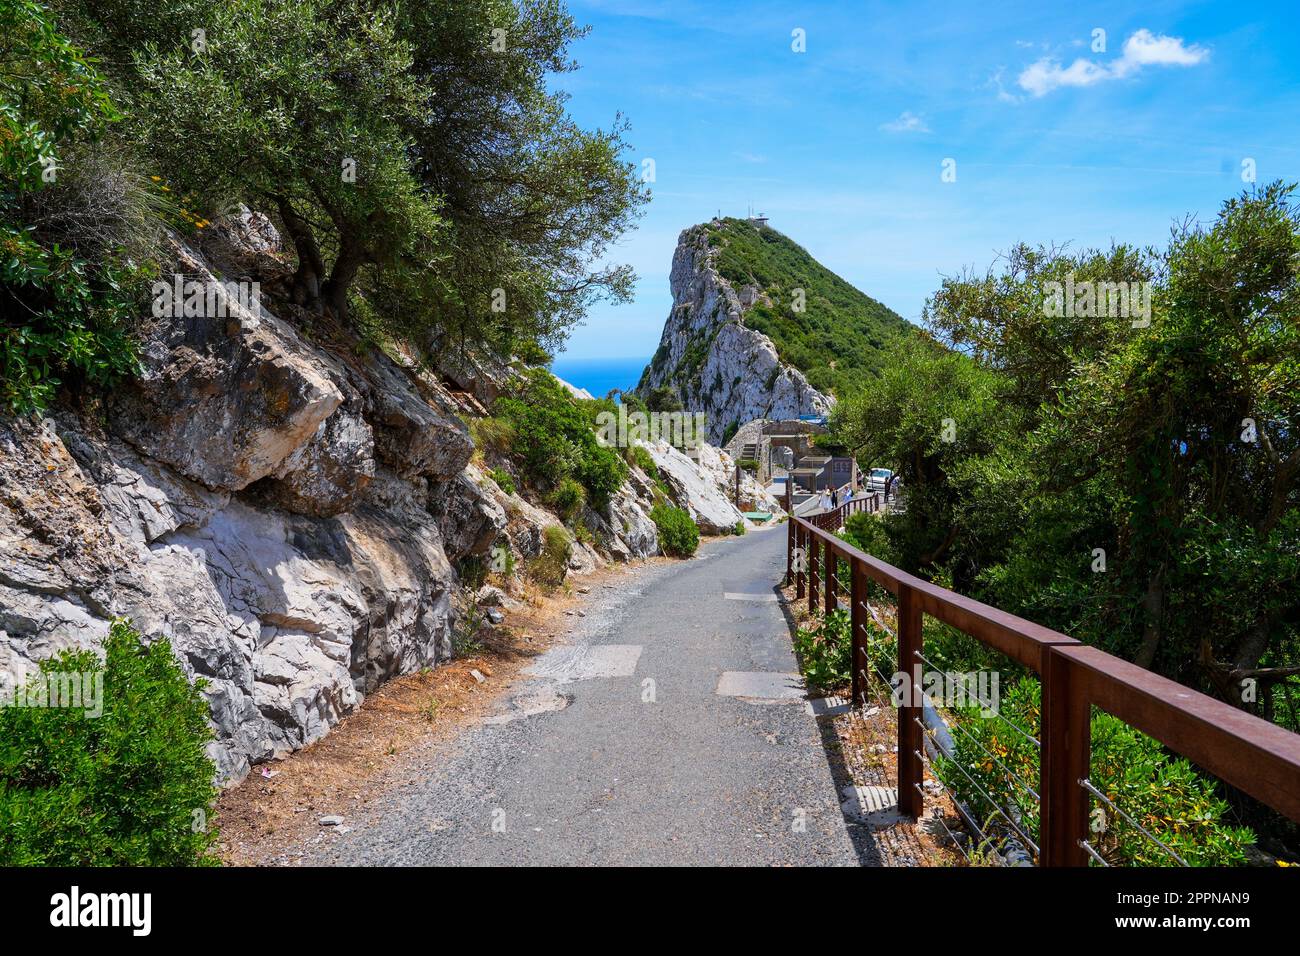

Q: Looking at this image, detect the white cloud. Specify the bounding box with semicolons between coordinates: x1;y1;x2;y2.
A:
880;110;931;133
1017;29;1208;97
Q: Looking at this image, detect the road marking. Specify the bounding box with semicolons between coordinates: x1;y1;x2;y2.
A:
723;591;780;602
524;644;643;682
840;785;903;826
805;695;851;717
715;671;805;702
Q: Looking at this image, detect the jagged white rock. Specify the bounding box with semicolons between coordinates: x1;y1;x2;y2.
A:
639;223;833;443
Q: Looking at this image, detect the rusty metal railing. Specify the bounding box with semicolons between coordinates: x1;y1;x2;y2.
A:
784;497;1300;866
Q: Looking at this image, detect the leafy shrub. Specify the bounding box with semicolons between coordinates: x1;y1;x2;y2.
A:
842;512;896;565
493;369;628;508
736;457;759;472
651;503;699;557
1;1;147;412
488;467;515;496
526;524;572;589
0;620;219;866
934;677;1255;866
793;608;852;691
629;443;658;479
549;476;586;522
733;520;746;536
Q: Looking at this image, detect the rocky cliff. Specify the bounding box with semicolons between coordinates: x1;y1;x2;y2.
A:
637;222;833;444
638;219;907;443
0;210;780;784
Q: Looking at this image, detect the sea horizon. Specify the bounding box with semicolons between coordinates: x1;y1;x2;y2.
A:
550;355;650;399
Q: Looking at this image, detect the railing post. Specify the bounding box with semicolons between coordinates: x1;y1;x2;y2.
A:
1041;647;1091;866
850;560;865;708
795;522;806;599
897;583;924;818
824;539;837;613
785;517;794;589
808;529;820;613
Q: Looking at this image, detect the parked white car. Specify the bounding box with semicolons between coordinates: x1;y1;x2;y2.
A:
863;467;894;493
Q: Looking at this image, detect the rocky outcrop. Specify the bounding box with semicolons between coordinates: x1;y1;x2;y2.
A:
638;223;832;443
643;440;741;534
0;219;481;783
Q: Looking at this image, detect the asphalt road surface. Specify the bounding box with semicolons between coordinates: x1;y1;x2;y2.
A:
305;525;877;866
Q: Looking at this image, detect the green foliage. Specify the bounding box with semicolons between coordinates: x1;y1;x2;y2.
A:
62;0;648;357
493;368;628;508
650;502;699;557
628;443;658;478
830;187;1300;852
839;187;1300;731
0;620;219;866
842;511;895;564
643;383;682;412
487;467;515;496
1;0;143;412
526;524;572;589
548;476;586;522
703;218;909;398
934;678;1255;866
735;457;759;472
469;416;514;457
732;520;746;536
793;608;852;691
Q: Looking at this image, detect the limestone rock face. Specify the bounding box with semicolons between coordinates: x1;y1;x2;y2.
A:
428;467;508;562
638;223;833;443
642;439;748;535
111;241;344;492
0;225;475;783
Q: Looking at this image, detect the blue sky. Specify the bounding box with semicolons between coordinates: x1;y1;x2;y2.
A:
550;0;1300;360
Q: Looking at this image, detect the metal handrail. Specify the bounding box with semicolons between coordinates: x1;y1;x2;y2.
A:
784;495;1300;866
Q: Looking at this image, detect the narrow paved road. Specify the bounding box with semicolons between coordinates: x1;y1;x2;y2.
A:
306;525;876;866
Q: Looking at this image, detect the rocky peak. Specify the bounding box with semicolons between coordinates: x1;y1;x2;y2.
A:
638;222;833;443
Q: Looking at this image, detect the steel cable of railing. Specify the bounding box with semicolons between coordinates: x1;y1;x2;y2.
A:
914;718;1041;858
1077;777;1188;867
917;772;1005;862
790;510;1300;865
914;782;974;865
1078;839;1111;867
908;648;1041;803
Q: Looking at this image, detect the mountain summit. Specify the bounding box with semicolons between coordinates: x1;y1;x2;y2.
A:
637;217;907;443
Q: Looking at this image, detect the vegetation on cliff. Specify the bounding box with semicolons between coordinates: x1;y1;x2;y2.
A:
0;621;219;866
703;217;910;398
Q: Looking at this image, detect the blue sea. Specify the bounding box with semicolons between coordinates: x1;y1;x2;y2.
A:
550;356;650;400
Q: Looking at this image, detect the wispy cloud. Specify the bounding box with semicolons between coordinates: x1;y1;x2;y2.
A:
1017;29;1209;98
880;110;931;133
